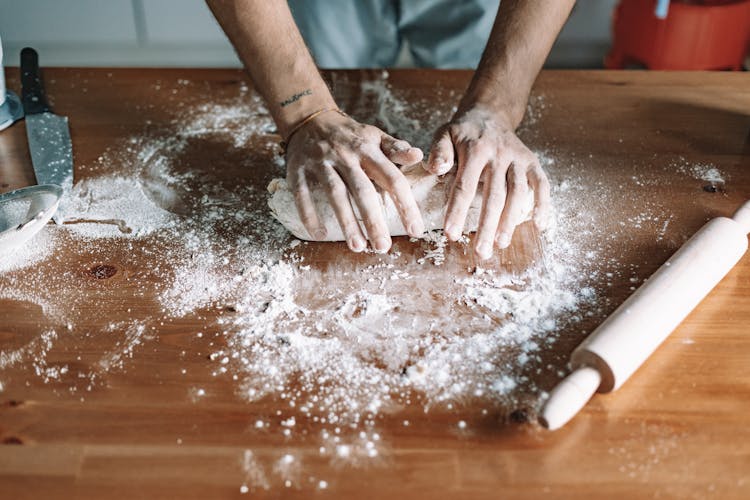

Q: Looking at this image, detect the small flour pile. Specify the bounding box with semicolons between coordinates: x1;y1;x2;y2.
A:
0;71;721;491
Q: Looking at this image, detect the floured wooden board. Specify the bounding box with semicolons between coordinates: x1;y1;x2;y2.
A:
0;69;749;499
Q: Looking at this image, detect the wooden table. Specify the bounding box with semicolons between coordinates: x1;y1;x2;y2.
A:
0;68;748;499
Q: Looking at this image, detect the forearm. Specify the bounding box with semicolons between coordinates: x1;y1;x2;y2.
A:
462;0;575;128
206;0;336;137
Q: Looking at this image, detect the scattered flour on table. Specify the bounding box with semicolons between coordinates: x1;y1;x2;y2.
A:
240;450;270;493
0;329;58;370
354;70;454;151
416;231;450;266
0;230;57;272
61;176;176;237
96;322;148;372
0;73;720;490
673;157;726;184
690;165;725;184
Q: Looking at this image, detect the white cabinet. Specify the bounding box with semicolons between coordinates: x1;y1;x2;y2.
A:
0;0;137;44
140;0;228;44
137;0;238;67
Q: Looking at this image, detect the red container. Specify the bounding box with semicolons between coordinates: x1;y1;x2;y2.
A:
605;0;750;70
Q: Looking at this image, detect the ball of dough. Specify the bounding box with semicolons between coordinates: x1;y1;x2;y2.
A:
267;163;534;241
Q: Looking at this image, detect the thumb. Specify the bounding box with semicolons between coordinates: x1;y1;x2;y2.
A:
426;126;454;175
381;134;423;166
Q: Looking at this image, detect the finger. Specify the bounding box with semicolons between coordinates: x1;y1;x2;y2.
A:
289;168;326;241
496;163;530;249
361;149;425;238
337;162;392;253
474;164;508;260
443;146;487;241
381;134;423;166
426;127;454;175
318;164;367;252
528;162;552;231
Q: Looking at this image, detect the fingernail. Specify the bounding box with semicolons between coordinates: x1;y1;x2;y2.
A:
429;156;444;171
497;232;511;248
476;241;493;260
349;235;366;252
373;236;391;253
445;223;459;240
313;228;327;240
408;222;424;237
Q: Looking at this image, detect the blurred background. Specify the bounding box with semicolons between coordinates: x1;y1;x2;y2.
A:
0;0;618;68
0;0;748;69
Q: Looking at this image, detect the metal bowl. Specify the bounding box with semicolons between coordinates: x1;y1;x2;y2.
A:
0;184;62;256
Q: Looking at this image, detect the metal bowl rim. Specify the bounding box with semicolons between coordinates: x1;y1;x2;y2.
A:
0;184;63;205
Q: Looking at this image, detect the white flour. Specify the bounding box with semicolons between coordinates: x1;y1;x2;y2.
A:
0;73;718;490
674;157;726;185
62;176;176;237
0;230;57;272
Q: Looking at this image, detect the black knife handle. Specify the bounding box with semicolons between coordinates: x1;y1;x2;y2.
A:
21;47;50;115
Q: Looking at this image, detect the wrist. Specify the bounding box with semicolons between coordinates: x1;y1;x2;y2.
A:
282;108;348;153
272;83;337;139
458;74;528;130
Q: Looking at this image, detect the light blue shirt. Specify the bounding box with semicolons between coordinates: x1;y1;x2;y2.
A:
288;0;500;69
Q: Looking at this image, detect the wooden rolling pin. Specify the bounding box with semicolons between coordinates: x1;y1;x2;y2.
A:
540;200;750;431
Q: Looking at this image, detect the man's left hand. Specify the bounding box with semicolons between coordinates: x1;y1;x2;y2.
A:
426;104;551;260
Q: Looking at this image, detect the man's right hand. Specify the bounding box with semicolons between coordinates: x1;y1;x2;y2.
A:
206;1;424;253
285;110;425;253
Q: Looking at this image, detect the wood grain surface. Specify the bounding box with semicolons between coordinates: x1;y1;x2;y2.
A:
0;68;749;499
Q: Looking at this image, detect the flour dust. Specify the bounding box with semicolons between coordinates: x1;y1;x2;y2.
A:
0;71;722;491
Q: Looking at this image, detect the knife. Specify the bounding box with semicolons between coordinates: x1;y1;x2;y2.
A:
21;47;73;224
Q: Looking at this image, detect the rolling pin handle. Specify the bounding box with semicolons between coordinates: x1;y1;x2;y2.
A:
539;366;602;431
731;200;750;235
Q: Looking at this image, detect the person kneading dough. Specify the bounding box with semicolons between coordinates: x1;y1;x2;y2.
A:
207;0;573;258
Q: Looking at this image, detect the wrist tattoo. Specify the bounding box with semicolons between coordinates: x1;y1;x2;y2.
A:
280;89;313;107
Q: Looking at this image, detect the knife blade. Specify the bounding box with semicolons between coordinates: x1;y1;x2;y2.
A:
21;47;73;224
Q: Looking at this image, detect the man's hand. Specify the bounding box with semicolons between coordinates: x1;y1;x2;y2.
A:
207;1;427;254
421;0;573;259
427;105;551;260
207;0;571;256
286;110;425;253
